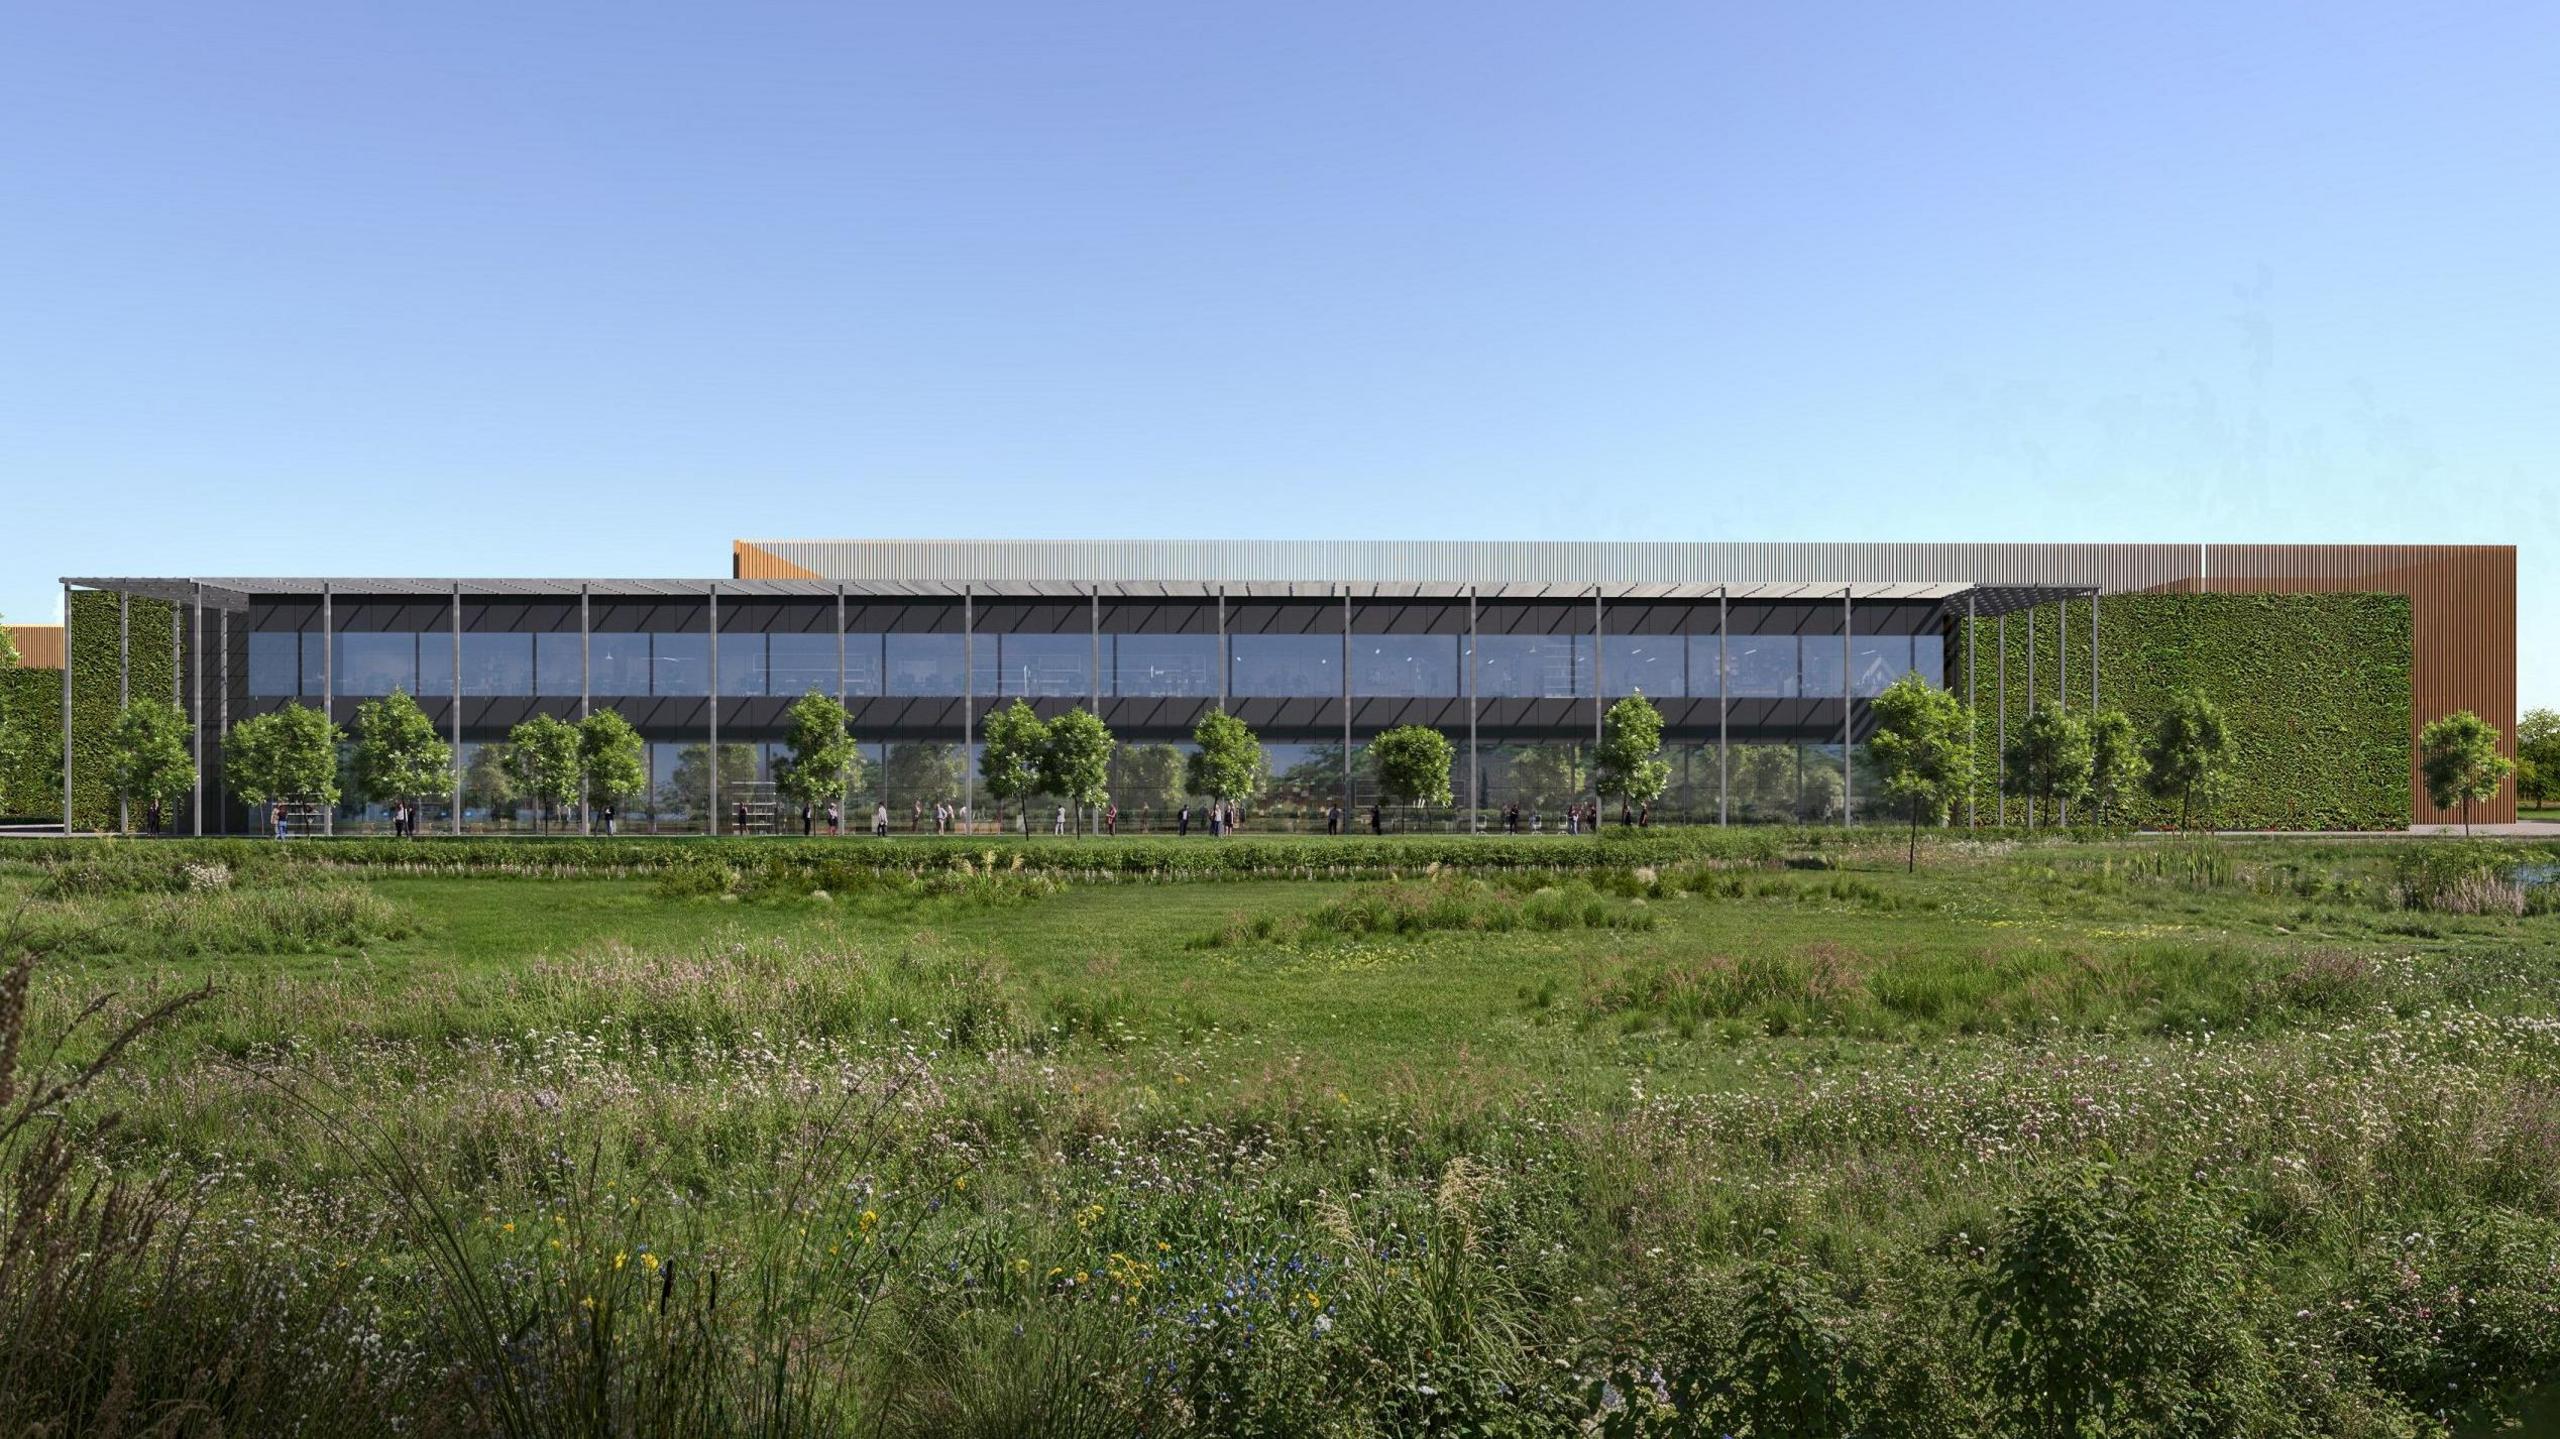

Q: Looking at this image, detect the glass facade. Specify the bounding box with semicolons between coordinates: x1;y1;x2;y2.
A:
1351;634;1458;698
1112;634;1218;697
333;633;417;697
768;633;838;696
995;633;1091;698
1230;635;1339;698
534;632;583;696
1600;635;1684;698
1476;634;1587;698
591;633;651;695
1724;636;1797;697
717;634;769;697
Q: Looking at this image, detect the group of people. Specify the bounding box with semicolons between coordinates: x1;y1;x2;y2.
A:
1499;800;1647;834
1174;801;1245;837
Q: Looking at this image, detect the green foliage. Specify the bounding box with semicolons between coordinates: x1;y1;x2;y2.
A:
1185;710;1264;804
1113;741;1187;813
0;667;47;819
579;708;648;807
2518;708;2559;805
2419;709;2512;836
659;743;753;819
223;704;341;807
502;714;585;827
101;700;196;830
2003;703;2092;826
776;690;861;809
466;741;517;815
977;700;1047;828
46;591;181;829
2084;707;2143;826
882;741;964;808
1868;674;1975;868
1593;694;1670;808
2144;688;2233;830
1037;707;1114;825
350;689;452;808
1367;724;1454;809
1958;594;2409;830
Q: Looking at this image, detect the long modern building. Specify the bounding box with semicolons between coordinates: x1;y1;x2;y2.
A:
47;540;2514;834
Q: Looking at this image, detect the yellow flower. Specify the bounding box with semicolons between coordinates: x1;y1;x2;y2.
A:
953;1175;969;1192
500;1221;516;1234
642;1253;661;1273
613;1251;628;1271
1304;1291;1323;1309
859;1210;881;1233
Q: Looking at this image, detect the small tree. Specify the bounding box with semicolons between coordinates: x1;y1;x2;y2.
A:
579;708;648;817
1039;707;1114;835
103;699;196;834
351;689;452;830
662;743;754;825
225;704;341;825
2517;708;2559;807
776;690;862;822
466;742;518;824
2004;704;2092;829
978;699;1047;834
884;742;965;816
1186;710;1264;815
2083;708;2143;828
1593;693;1671;828
1367;724;1454;828
503;714;585;832
1867;673;1975;871
2140;690;2230;831
2419;709;2512;838
1115;742;1187;818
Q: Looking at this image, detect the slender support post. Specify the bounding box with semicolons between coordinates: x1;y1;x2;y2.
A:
60;583;73;835
320;584;333;835
1090;585;1102;836
1841;587;1853;826
118;590;130;833
1467;587;1479;832
1215;587;1227;711
1717;586;1729;827
219;607;231;833
962;586;974;831
2025;605;2035;829
1965;592;1977;828
2090;588;2100;710
580;584;592;835
192;584;204;836
707;585;720;835
2057;597;2068;826
837;584;849;823
1996;612;2007;827
1340;589;1352;824
450;584;463;835
1592;588;1605;826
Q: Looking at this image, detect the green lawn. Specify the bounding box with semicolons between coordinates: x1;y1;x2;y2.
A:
3;833;2558;1435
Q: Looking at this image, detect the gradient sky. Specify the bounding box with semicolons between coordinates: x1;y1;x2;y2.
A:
4;3;2552;705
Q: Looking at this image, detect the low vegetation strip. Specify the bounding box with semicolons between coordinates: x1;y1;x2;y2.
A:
2;834;2557;1434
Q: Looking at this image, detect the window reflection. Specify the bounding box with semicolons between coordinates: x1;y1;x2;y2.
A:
1800;635;1845;697
1230;635;1339;698
1911;633;1945;688
249;633;301;697
886;634;968;696
652;633;709;697
1475;634;1587;699
1111;634;1217;697
842;634;885;697
996;634;1091;698
1724;636;1798;698
1600;636;1683;699
534;632;584;696
1351;634;1458;698
1850;636;1909;697
718;634;768;696
333;633;418;697
768;634;838;696
591;633;651;695
1683;636;1725;697
460;634;532;697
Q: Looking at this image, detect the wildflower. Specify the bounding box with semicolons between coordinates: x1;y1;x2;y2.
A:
859;1209;880;1234
953;1175;969;1192
613;1251;628;1271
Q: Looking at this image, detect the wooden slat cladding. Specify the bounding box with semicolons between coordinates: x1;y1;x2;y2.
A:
5;625;65;669
2202;545;2516;824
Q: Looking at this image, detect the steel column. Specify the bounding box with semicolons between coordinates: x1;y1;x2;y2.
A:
59;583;72;835
836;584;849;821
1964;592;1976;828
1214;587;1227;711
1841;587;1852;826
450;583;462;835
2025;605;2035;829
320;584;333;835
2057;598;2068;825
1467;587;1479;832
580;584;592;834
1340;589;1352;823
1996;612;2007;827
962;585;974;830
707;585;719;835
192;584;204;836
2090;588;2100;710
117;590;130;833
1717;586;1729;827
219;607;231;835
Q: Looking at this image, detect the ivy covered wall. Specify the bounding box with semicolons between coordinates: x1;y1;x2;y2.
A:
1952;592;2411;831
0;591;181;826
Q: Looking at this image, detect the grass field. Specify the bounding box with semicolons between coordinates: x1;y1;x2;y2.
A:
3;831;2558;1435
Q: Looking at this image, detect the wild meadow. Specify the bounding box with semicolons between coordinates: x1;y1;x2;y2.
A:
2;829;2558;1436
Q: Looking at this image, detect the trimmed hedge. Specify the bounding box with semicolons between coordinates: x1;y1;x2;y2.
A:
1953;592;2411;831
0;828;1813;881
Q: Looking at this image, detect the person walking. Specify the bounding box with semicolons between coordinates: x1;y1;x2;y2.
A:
824;800;839;836
1325;803;1339;836
272;800;287;841
1368;803;1382;836
872;802;889;836
1177;805;1190;837
1104;802;1117;837
602;803;617;836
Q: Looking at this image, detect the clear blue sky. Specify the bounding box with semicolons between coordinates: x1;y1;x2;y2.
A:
4;3;2552;705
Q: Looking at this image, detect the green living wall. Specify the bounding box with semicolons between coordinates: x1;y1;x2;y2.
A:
0;591;180;827
1951;591;2411;831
